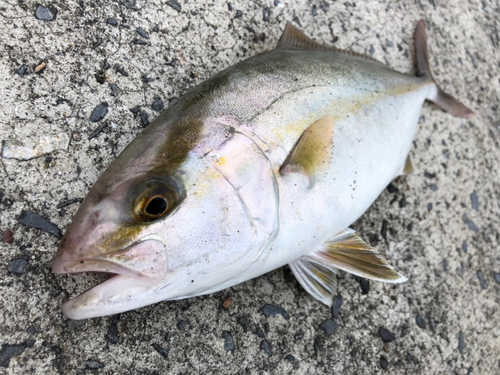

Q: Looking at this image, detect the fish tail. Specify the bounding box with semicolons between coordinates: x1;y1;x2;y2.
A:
414;20;474;119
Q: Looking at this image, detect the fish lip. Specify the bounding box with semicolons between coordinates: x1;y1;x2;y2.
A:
52;233;166;277
61;275;172;320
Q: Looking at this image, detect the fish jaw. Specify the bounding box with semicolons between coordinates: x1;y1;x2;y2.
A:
61;272;171;320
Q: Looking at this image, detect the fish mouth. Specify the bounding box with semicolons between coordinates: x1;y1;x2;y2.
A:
53;237;168;320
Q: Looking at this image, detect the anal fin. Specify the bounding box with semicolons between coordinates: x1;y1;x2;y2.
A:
290;229;407;306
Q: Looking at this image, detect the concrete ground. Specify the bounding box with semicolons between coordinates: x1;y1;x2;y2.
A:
1;0;499;374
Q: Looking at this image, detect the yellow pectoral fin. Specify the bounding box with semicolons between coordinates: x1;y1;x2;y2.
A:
279;116;335;187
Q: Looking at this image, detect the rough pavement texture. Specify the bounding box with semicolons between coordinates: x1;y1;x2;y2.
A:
1;1;499;374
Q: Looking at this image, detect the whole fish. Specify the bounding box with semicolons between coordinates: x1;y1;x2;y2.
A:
53;21;473;319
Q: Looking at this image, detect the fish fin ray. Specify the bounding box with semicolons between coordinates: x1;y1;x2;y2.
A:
276;23;330;51
403;155;414;175
414;20;474;119
321;228;408;282
289;257;337;307
279;116;335;187
276;23;381;63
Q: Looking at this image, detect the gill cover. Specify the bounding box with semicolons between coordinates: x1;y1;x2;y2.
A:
204;131;280;289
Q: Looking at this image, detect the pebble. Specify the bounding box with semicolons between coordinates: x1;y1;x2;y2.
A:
166;0;181;12
107;18;118;26
458;331;465;354
66;319;88;330
285;354;295;362
381;219;388;240
263;7;270;22
443;258;449;272
379;327;395;342
256;327;265;337
470;191;479;211
319;319;339;335
103;59;111;70
312;5;317;16
151;99;164;112
35;62;46;74
0;341;33;368
260;340;272;356
494;272;500;284
222;296;231;309
120;0;136;8
84;360;104;369
151;343;168;359
57;198;83;209
477;270;487;290
380;355;389;370
386;39;394;47
416;315;426;329
95;72;105;84
261;304;290;320
115;65;128;76
294;331;303;341
387;183;397;193
140;111;149;127
235;10;243;19
17;65;30;76
136;27;149;39
92;38;103;49
8;258;27;274
35;5;57;21
106;323;119;344
132;39;147;45
18;211;61;237
89;102;109;123
331;294;342;317
237;316;248;332
399;198;407;208
222;331;235;352
353;275;370;294
3;230;13;243
88;122;108;140
313;337;322;355
462;214;479;233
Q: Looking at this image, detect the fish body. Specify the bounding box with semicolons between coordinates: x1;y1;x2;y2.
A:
53;21;473;319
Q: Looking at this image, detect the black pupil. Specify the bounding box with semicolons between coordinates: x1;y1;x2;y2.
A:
145;197;167;216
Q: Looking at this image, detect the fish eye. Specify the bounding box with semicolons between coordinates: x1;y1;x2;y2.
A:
145;196;168;216
131;179;181;222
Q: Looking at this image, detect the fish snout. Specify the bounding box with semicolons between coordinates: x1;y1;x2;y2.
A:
53;204;167;278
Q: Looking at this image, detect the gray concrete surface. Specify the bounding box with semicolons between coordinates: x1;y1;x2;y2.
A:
1;0;499;374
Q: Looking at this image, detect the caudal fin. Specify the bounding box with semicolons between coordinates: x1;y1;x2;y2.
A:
414;20;474;119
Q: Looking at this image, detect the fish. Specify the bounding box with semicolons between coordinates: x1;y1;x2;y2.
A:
52;20;473;319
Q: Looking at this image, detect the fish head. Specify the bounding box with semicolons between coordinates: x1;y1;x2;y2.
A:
53;121;278;319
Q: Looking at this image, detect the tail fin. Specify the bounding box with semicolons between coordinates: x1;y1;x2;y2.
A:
414;20;474;119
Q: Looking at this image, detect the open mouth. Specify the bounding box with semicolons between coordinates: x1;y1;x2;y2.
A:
53;238;168;319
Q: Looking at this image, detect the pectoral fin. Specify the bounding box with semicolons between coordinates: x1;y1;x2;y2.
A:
279;116;335;187
290;229;407;306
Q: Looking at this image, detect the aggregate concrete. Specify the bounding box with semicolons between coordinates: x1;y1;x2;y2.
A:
0;0;499;374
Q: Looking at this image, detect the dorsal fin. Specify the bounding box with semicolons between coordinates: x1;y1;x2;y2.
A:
276;22;382;63
276;23;333;51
